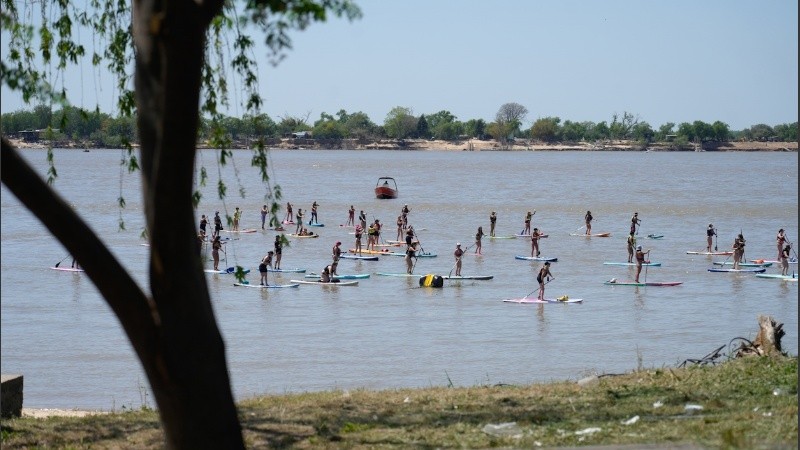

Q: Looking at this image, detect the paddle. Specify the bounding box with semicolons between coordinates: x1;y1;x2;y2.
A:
573;225;585;234
714;227;718;251
448;244;473;277
54;254;71;268
523;277;554;299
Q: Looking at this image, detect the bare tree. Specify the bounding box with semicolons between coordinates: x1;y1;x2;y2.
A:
1;1;361;448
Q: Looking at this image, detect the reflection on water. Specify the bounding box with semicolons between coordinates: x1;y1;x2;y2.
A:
1;149;797;409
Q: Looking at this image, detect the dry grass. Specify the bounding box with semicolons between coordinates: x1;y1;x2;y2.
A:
1;356;796;449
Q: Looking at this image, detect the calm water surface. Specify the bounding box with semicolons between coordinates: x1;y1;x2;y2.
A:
1;148;797;410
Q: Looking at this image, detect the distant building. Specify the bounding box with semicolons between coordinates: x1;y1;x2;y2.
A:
291;131;311;138
18;129;59;142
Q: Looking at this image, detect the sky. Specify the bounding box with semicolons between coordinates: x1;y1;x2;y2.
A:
1;0;797;131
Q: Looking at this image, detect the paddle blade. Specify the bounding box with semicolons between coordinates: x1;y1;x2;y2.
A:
55;262;61;267
226;267;235;273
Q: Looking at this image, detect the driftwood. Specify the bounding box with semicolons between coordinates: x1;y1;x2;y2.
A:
734;315;785;358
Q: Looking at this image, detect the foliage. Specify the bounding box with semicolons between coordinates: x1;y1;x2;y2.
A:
1;356;795;449
383;106;416;139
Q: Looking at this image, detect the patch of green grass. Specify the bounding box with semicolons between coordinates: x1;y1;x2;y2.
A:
1;356;796;449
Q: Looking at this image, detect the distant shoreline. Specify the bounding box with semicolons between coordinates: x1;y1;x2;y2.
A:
7;137;797;152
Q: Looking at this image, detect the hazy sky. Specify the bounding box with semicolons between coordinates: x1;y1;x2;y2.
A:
1;0;797;130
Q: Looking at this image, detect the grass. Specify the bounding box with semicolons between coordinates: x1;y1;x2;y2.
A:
1;356;796;449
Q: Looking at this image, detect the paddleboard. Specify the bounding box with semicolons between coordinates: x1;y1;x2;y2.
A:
50;266;84;272
503;297;583;304
221;228;257;233
515;234;549;238
348;248;392;255
569;232;611;237
304;273;370;279
204;268;250;274
289;279;359;286
267;268;306;273
603;279;682;286
712;261;772;267
374;272;417;277
686;251;733;256
646;234;664;239
287;233;319;238
755;274;798;281
281;220;295;225
339;224;355;228
441;275;494;280
307;223;325;227
488;235;516;239
233;282;299;288
707;267;766;273
750;259;798;265
603;262;662;267
514;255;558;262
386;251;437;258
339;254;379;261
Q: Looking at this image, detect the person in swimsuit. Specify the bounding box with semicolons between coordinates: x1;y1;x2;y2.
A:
585;211;593;235
295;208;304;234
405;227;415;247
523;211;533;235
537;262;552;300
489;211;497;237
211;235;222;270
199;214;208;239
332;241;342;264
274;235;283;270
780;244;791;276
213;211;223;238
530;228;543;257
635;245;650;283
259;251;273;285
359;210;367;229
284;202;293;223
732;234;745;269
405;242;416;274
776;229;787;260
261;205;268;230
627;232;636;263
347;205;355;226
310;201;319;224
475;226;484;255
630;212;641;235
706;224;716;252
453;243;464;276
396;215;404;241
320;262;339;283
367;223;376;251
354;224;363;256
232;207;241;231
401;204;411;228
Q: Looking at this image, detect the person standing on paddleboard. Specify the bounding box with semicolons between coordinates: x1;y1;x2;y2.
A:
274;235;283;270
706;224;716;253
627;232;636;263
732;234;745;270
310;201;319;224
259;251;273;285
780;244;791;276
585;211;593;235
489;211;497;237
354;224;364;256
232;207;242;231
454;243;464;276
295;208;304;234
776;229;787;260
359;210;367;230
537;262;553;300
260;205;268;230
211;235;222;270
213;211;223;238
475;226;484;255
284;202;293;223
332;241;342;265
634;245;650;283
347;205;355;226
199;214;208;239
630;212;641;235
401;204;411;229
396;215;404;241
405;242;416;274
531;228;543;257
523;211;534;235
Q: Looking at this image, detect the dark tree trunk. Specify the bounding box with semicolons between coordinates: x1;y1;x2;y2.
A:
131;0;243;448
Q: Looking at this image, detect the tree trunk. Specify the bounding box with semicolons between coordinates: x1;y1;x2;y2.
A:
132;0;243;448
735;315;785;358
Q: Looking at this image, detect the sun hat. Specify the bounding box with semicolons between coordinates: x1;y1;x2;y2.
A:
456;242;461;246
636;245;642;250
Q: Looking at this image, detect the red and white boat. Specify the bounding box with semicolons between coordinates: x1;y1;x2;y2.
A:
374;177;398;199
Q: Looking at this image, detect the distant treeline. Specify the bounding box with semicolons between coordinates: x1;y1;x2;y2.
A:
1;104;796;148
